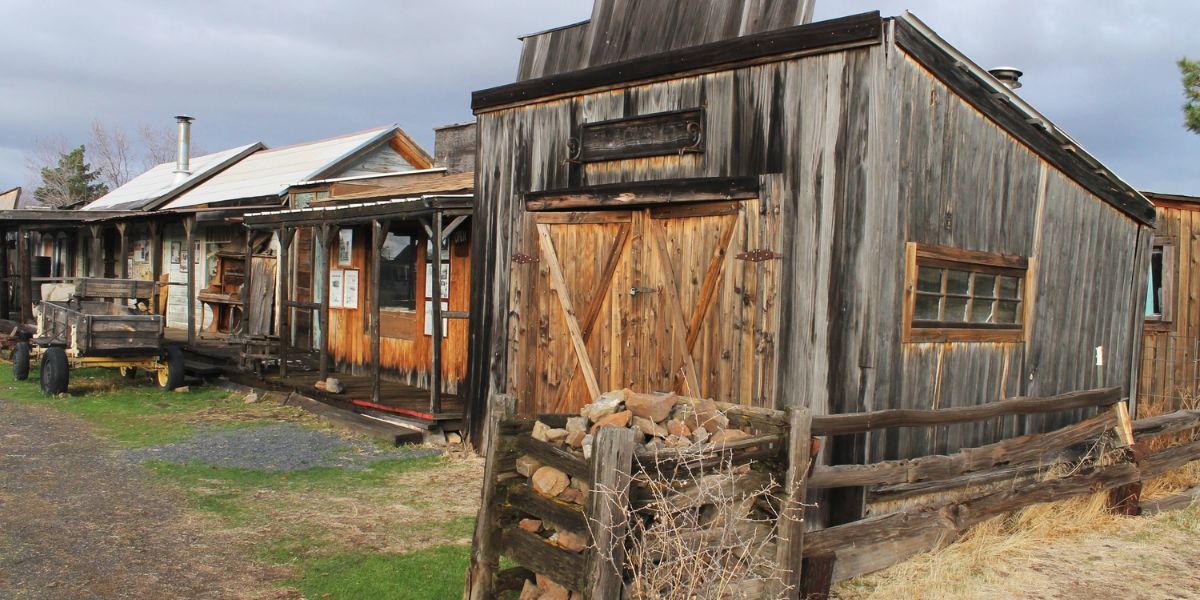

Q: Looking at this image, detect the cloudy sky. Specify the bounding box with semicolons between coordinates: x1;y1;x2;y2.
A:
1;0;1198;196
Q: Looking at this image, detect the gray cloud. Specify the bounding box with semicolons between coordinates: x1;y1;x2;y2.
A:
1;0;1197;195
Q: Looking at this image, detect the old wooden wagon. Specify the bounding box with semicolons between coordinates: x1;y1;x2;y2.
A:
464;2;1157;526
13;278;184;394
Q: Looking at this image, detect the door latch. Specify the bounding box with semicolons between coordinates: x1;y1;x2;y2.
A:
629;287;658;297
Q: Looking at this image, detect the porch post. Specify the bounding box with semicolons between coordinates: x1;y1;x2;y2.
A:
370;219;385;404
318;224;334;381
88;225;103;278
18;227;32;324
149;221;162;314
430;210;444;416
0;227;10;320
184;217;196;344
241;229;252;336
116;222;128;279
278;226;292;378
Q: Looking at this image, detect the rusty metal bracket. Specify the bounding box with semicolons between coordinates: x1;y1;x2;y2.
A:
511;253;539;264
735;249;784;263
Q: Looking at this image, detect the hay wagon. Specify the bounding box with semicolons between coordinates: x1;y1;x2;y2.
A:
11;278;185;394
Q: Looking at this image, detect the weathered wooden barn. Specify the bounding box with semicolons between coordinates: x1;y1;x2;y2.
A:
1138;192;1200;417
464;1;1156;477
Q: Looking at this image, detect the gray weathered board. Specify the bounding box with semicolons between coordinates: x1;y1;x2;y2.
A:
466;11;1152;464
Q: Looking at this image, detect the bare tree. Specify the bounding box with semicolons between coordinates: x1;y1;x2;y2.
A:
89;120;134;189
24;136;69;207
139;123;177;169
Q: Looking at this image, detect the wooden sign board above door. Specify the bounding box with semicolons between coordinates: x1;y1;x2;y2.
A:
569;108;705;163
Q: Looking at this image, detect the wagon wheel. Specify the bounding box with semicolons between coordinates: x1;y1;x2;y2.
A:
119;366;138;379
158;346;185;390
40;347;69;395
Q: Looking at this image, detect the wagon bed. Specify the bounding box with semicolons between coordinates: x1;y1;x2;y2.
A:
36;300;164;357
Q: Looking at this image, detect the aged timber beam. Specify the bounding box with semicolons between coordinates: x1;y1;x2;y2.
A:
89;224;103;278
810;388;1122;436
317;224;335;380
184;217;196;343
17;227;32;323
0;227;9;320
370;219;388;404
525;176;760;211
278;226;293;378
115;222;128;279
149;221;162;315
430;210;444;416
240;228;252;335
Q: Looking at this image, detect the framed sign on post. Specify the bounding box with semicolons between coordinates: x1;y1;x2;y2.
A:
343;269;359;310
424;301;449;337
338;229;353;266
329;269;344;309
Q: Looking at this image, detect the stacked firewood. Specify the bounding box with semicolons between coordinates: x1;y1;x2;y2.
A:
515;389;761;599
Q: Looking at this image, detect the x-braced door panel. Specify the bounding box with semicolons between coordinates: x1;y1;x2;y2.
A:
511;200;779;416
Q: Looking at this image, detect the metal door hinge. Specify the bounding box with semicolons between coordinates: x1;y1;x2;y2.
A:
735;249;784;262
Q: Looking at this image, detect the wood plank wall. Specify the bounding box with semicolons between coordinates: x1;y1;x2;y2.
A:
1139;203;1200;418
517;0;813;81
327;225;471;393
470;28;1150;457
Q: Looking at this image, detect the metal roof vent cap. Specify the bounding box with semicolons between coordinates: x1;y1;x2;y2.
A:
988;66;1023;90
173;115;194;184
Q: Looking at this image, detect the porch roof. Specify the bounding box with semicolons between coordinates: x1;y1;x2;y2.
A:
241;194;472;229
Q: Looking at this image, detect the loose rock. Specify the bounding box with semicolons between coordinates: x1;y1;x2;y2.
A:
626;391;677;422
590;410;632;433
519;518;543;533
516;455;543;477
532;466;570;497
531;421;551;442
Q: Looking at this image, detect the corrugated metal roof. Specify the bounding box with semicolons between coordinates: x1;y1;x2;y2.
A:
164;126;400;209
83;144;260;211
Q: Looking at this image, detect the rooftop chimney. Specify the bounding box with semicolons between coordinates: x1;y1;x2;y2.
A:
173;115;194;183
988;67;1023;90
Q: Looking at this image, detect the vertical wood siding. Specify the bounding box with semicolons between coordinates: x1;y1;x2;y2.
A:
471;33;1148;457
327;226;471;392
1139;204;1200;417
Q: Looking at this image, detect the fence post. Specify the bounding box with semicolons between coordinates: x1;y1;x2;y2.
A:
770;407;812;599
585;425;637;599
463;394;516;600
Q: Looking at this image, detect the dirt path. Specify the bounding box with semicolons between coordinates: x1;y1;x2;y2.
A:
0;398;273;600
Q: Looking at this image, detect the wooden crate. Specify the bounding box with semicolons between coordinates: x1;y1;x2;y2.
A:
74;278;156;301
37;300;163;357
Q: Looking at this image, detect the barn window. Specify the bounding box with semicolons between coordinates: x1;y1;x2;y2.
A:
1145;238;1175;329
905;243;1028;343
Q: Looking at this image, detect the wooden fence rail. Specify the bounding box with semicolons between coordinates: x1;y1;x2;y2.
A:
465;389;1200;599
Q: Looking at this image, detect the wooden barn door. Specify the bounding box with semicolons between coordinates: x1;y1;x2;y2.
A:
515;199;779;416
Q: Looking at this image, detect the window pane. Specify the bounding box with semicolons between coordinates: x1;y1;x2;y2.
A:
973;274;997;299
1147;247;1164;316
379;233;418;310
944;297;969;322
917;267;943;293
914;294;941;320
994;300;1021;324
946;270;970;295
998;276;1020;299
968;299;994;323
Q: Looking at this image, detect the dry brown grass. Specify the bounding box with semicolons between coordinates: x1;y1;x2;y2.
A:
223;453;485;559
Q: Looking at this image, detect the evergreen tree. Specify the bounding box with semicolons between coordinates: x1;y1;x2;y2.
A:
34;145;108;208
1182;57;1200;134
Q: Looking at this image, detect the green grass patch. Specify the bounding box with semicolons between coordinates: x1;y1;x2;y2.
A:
287;545;471;600
0;366;272;447
144;454;444;522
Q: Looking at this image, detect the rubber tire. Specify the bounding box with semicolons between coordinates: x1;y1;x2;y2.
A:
119;366;138;379
12;341;30;381
159;346;185;390
40;347;69;396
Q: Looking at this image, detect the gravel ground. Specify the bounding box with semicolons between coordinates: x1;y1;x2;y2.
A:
0;399;276;600
125;423;439;471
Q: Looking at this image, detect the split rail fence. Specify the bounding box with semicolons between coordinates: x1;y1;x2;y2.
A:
464;388;1200;599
